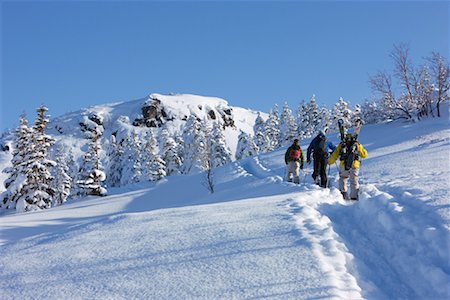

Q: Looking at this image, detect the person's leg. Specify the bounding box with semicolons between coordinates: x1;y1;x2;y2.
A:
293;161;300;184
319;156;327;188
339;167;350;199
313;156;320;184
349;168;360;200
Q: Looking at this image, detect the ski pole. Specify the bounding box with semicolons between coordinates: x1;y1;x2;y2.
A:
327;164;331;188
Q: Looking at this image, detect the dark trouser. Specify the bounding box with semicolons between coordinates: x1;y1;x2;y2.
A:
312;153;328;188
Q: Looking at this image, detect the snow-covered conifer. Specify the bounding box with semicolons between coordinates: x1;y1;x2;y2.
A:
263;105;281;151
332;97;353;132
253;113;268;153
142;130;166;181
53;145;71;206
296;100;307;139
279;102;298;145
208;122;232;168
16;106;57;212
235;131;259;160
181;116;207;174
316;106;332;134
78;121;107;196
160;128;182;176
120;131;142;186
0;115;32;211
106;134;123;187
300;95;320;138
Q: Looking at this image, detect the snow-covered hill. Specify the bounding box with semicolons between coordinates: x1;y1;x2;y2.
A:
50;93;264;158
0;104;448;299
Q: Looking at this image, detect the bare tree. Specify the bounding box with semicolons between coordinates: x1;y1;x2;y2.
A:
390;43;417;119
427;52;450;117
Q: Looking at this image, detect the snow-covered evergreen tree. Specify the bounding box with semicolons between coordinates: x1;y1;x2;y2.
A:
181;116;207;174
253;113;268;153
53;145;71;206
332;97;353;132
279;102;298;145
121;131;142;186
0;115;32;211
235;131;259;160
300;95;320;138
16;106;57;212
78;121;107;196
296;100;307;139
208;122;232;168
160;128;182;176
361;99;386;124
316;106;332;134
352;104;363;123
142;130;166;181
264;106;281;151
66;149;80;199
106;134;123;188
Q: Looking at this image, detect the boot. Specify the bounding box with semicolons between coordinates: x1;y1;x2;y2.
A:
341;191;349;200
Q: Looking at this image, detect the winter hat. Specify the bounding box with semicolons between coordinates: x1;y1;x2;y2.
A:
294;139;299;144
318;130;326;137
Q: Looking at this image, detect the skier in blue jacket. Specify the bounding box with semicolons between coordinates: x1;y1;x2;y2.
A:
307;130;336;188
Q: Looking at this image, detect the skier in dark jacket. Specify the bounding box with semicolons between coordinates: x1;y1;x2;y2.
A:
284;139;305;184
307;130;335;188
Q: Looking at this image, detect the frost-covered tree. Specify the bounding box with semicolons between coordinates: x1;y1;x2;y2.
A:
121;131;142;186
53;145;72;206
160;128;182;176
331;97;352;132
279;102;298;145
352;104;363;123
106;134;123;187
78;121;107;196
0;115;32;211
16;106;57;212
142;130;166;181
208;122;232;168
299;95;321;138
253;113;268;153
181;116;208;174
66;149;80;199
264;106;281;151
427;52;450;117
361;99;386;124
296;100;307;139
235;131;259;160
316;106;332;134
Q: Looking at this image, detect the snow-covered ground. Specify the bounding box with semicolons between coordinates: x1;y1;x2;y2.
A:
0;107;449;299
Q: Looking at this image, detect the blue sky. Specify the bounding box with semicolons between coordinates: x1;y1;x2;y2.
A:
1;1;448;131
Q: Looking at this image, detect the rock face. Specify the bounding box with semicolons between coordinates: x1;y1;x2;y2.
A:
133;94;235;129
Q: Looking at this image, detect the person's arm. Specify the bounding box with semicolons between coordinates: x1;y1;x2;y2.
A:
328;144;341;165
357;143;368;159
284;147;291;164
300;149;305;169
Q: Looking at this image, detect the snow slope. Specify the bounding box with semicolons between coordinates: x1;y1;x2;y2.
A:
0;107;449;299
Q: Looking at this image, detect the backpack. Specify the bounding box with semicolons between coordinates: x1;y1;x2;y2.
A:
316;136;327;155
289;147;302;161
340;142;359;170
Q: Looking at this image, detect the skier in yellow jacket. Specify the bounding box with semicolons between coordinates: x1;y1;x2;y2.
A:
328;133;368;200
